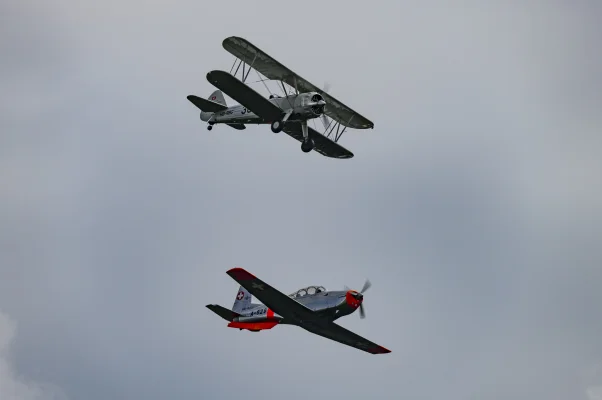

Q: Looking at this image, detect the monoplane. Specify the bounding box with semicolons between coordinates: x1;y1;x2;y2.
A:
187;36;374;159
206;267;391;355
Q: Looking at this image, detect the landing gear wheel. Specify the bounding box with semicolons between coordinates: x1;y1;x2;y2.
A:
301;139;314;153
271;120;283;133
207;125;213;131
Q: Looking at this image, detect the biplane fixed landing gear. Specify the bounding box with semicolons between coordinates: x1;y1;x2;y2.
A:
270;109;293;134
301;139;315;153
270;120;283;133
300;120;314;153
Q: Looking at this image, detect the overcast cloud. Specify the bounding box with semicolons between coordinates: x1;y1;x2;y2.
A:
1;1;602;399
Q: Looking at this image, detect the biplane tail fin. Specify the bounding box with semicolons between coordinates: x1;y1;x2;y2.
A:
232;285;252;313
208;90;226;107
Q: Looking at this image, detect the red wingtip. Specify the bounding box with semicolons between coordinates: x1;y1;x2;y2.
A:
226;267;256;281
368;345;391;354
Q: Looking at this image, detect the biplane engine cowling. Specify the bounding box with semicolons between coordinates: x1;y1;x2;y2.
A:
293;92;326;117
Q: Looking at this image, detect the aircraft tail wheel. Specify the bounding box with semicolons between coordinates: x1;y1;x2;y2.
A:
301;139;314;153
207;125;213;131
271;120;283;133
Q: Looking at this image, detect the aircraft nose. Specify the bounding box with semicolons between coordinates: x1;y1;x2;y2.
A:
345;290;363;309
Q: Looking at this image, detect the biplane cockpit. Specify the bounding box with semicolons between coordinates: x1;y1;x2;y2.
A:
289;285;326;298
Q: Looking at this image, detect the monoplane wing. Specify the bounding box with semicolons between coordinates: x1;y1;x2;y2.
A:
301;320;391;355
226;267;315;322
206;70;283;121
283;122;354;159
187;95;227;112
222;36;374;130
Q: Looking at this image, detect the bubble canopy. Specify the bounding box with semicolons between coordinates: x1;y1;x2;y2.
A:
289;285;327;298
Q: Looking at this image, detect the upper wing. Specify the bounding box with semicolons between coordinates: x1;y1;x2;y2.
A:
222;36;374;130
226;267;315;322
206;70;283;121
301;320;391;355
283;122;354;159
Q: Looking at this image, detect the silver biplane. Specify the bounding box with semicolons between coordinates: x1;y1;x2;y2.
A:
207;267;391;355
187;36;374;159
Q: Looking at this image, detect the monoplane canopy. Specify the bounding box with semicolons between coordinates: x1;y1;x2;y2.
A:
289;286;327;298
222;36;374;130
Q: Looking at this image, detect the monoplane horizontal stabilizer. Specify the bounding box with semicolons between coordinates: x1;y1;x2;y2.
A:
283;122;354;159
187;95;228;113
206;304;240;322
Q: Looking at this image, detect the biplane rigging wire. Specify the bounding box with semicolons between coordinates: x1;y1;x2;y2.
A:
254;69;275;98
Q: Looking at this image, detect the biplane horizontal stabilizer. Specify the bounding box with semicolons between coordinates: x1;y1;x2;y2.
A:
226;123;246;130
187;95;228;113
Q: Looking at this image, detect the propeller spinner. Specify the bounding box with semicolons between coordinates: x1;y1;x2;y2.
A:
344;279;371;319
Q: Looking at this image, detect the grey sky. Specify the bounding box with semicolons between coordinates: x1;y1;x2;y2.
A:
1;1;601;399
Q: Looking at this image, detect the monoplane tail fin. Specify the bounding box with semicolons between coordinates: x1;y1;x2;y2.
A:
232;285;252;313
208;90;226;106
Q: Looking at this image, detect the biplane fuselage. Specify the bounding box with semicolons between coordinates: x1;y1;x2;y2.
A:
206;267;391;355
200;92;326;125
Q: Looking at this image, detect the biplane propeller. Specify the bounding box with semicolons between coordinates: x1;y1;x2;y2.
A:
187;36;374;159
206;268;390;355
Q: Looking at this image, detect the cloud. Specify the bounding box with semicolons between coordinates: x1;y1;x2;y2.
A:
589;386;602;400
0;310;67;400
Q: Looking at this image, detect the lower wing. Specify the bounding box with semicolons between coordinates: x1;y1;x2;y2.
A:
283;122;354;159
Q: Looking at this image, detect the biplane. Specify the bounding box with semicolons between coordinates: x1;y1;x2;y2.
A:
187;36;374;159
206;267;391;355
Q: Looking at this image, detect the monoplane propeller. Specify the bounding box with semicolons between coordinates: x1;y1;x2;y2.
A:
344;279;371;319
